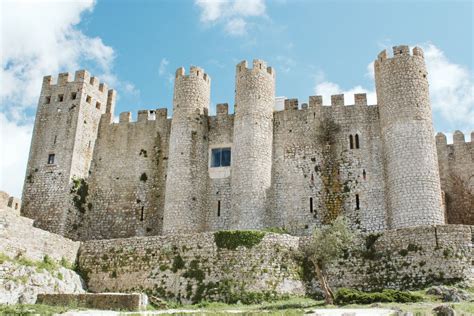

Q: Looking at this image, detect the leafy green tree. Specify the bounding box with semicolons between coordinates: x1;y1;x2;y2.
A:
304;216;354;305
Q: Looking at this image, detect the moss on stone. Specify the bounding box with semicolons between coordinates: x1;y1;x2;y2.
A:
399;249;409;256
361;233;383;260
183;260;205;282
214;230;266;250
70;177;89;213
171;254;185;272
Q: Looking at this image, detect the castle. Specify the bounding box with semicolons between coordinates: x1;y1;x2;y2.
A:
21;45;473;241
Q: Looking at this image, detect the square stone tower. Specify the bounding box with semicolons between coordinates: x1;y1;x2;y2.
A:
21;71;115;238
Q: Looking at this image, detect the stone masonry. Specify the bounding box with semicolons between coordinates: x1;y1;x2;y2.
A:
77;225;472;303
0;191;21;215
21;45;473;240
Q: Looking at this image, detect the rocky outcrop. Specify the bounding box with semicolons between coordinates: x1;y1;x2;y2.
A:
0;260;85;305
0;208;84;304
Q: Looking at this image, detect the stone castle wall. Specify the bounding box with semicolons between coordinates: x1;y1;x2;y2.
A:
77;225;472;303
436;131;474;225
270;96;387;235
21;47;472;240
79;109;170;240
0;191;21;215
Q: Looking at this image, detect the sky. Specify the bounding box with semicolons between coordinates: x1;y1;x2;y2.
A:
1;0;473;197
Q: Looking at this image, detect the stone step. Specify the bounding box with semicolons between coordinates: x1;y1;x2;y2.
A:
36;293;148;311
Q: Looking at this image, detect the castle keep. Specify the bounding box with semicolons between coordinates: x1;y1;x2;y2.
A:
21;45;473;240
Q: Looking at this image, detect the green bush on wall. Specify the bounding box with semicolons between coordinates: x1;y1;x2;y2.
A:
214;231;266;250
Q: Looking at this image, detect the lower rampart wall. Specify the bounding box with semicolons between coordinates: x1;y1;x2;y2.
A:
0;209;80;263
78;225;472;303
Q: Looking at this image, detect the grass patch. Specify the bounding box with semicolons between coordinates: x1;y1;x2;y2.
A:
36;255;58;273
0;252;66;274
60;256;76;270
0;304;73;315
263;227;290;234
0;252;11;264
214;230;266;250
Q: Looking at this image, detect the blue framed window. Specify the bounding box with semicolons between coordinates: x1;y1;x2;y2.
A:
211;148;231;167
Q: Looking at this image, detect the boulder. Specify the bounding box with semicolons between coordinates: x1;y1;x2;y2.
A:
432;304;456;316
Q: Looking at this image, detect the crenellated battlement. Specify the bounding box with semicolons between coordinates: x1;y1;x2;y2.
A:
376;45;425;63
117;108;169;124
175;66;211;84
42;70;110;95
453;130;465;144
436;131;473;147
282;93;371;111
216;103;229;116
236;59;274;77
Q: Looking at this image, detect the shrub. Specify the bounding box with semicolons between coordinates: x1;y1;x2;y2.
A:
214;230;266;250
334;288;423;305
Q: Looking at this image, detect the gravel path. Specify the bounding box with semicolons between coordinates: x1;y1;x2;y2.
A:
60;308;397;315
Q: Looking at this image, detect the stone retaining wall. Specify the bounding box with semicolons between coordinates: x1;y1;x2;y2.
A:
78;232;304;304
36;293;147;311
0;209;79;263
78;225;472;303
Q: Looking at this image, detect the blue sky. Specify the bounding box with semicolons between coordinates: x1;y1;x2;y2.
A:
1;0;473;196
80;0;473;117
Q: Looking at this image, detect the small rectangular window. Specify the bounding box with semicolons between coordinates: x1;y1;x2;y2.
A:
310;197;313;213
86;95;92;104
217;200;221;217
355;194;360;210
211;148;231;167
71;92;77;100
96;102;101;110
45;96;51;104
58;94;64;102
47;154;55;165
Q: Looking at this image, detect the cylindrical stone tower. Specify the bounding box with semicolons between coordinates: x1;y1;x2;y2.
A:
375;45;444;229
230;59;275;229
162;66;210;234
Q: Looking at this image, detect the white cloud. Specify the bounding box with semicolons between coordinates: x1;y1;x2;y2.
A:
1;0;115;113
0;113;33;197
275;55;295;73
158;58;174;88
423;43;474;128
314;74;377;105
0;0;120;196
158;58;169;76
313;44;474;136
195;0;266;36
123;83;139;96
224;18;247;36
